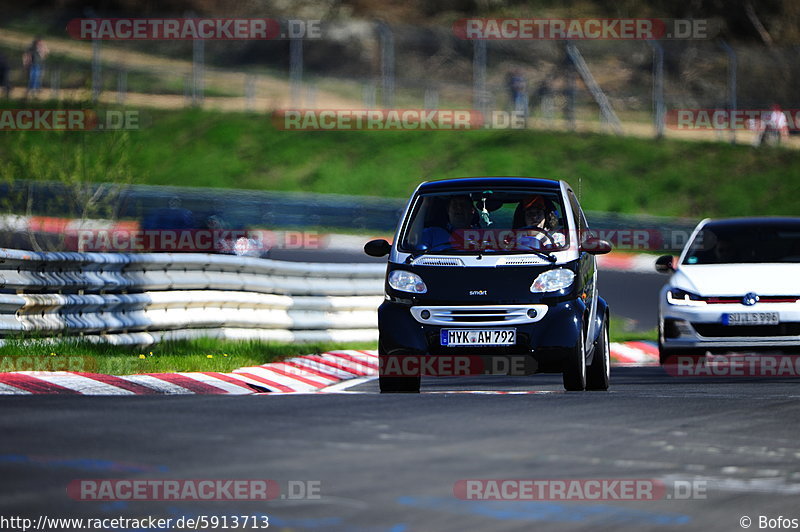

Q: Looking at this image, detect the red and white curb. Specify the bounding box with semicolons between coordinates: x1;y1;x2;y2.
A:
596;253;657;273
610;341;659;366
0;350;378;396
0;344;657;395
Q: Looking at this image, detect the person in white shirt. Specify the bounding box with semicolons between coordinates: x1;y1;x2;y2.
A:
754;104;789;146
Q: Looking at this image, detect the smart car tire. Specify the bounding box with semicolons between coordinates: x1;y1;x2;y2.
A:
562;322;587;391
378;341;422;393
379;376;421;393
586;314;610;390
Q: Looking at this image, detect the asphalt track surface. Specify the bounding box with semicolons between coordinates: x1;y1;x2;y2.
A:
4;250;781;532
2;368;800;531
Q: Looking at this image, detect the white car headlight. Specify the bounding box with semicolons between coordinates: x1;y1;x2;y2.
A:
388;270;428;294
530;268;575;293
666;288;706;306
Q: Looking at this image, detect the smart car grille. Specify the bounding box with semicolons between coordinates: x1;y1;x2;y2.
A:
410;305;547;326
692;323;800;337
411;257;465;266
497;256;550;265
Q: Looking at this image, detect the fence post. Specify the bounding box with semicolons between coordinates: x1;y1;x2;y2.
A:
377;22;395;108
564;50;576;131
649;40;665;139
306;84;317;108
362;82;377;108
91;39;101;102
424;88;439;110
245;74;256;111
117;67;127;105
472;38;488;118
50;68;60;100
290;32;303;107
192;36;204;106
720;40;738;144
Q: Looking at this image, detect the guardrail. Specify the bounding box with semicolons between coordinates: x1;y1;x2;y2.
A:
0;248;385;346
1;180;699;243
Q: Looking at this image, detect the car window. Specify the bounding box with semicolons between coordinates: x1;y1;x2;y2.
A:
683;223;800;264
567;190;589;245
399;190;569;253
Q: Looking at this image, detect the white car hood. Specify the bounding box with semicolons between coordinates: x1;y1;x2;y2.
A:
673;264;800;296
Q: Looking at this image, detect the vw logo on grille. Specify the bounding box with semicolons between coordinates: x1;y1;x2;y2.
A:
742;292;759;306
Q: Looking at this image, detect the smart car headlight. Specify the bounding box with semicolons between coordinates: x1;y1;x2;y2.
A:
388;270;428;294
666;288;707;306
530;268;575;293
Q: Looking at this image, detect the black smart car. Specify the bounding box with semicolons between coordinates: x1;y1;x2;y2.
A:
365;177;613;393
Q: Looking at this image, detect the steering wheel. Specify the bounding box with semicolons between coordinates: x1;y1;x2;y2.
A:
516;226;556;249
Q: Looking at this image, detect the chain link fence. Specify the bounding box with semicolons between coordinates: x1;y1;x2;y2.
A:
2;21;798;138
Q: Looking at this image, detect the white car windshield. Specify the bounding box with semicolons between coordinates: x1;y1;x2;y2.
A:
399;190;570;254
683;221;800;264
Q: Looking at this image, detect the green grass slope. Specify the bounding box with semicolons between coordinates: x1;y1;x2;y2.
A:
2;103;799;218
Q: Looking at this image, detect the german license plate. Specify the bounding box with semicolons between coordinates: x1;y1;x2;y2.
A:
722;312;779;326
440;329;516;346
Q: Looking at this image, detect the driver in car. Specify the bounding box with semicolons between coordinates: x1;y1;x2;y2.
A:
421;195;477;250
516;194;566;250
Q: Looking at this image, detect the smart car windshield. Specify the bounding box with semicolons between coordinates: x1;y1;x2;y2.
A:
682;221;800;264
399;190;570;254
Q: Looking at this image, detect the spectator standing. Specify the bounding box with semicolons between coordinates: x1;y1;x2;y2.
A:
506;70;528;119
23;36;49;98
753;104;789;146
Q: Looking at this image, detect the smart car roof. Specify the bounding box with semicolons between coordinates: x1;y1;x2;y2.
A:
417;177;563;193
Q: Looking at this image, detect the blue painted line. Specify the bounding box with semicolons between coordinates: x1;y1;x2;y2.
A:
100;501;130;512
0;454;168;473
396;496;692;526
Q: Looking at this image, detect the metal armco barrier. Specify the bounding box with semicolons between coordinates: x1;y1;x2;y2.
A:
0;248;385;345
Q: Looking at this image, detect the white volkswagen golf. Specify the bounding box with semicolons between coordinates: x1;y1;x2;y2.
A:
655;217;800;364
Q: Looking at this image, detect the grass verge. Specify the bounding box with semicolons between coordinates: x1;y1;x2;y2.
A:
609;318;657;344
0;338;377;375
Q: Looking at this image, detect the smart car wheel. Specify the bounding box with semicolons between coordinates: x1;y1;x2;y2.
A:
562;323;587;391
379;376;421;393
378;342;422;393
586;314;610;390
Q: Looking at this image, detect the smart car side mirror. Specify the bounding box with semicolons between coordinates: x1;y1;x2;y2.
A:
581;238;612;255
364;239;391;257
655;255;675;273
